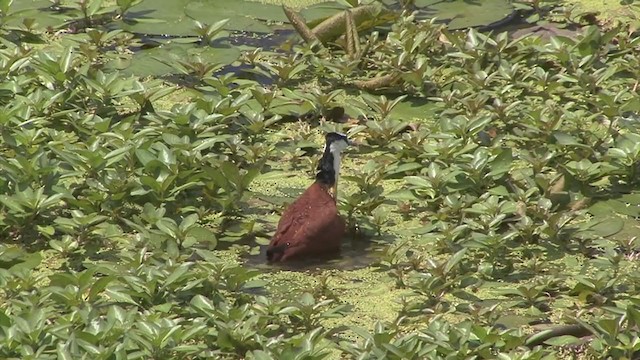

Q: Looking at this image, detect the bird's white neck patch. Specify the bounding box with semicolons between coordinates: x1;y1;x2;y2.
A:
329;142;342;182
329;144;342;184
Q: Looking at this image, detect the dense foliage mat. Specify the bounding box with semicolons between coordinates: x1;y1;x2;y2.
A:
2;0;640;359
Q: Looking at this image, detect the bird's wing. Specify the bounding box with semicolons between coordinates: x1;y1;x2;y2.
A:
268;183;344;261
298;197;340;242
271;184;337;242
270;187;312;242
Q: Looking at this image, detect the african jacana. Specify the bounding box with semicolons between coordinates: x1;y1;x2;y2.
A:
266;132;353;262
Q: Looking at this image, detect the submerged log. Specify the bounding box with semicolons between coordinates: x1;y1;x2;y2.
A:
311;4;383;44
283;5;325;49
352;72;401;91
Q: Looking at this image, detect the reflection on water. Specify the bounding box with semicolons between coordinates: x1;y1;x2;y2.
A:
242;233;390;273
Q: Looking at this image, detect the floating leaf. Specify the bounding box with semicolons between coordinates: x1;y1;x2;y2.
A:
8;0;68;29
380;0;514;30
109;42;241;76
588;217;625;238
185;0;286;33
117;0;195;36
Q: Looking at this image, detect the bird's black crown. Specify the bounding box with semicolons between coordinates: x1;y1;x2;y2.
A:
324;132;349;145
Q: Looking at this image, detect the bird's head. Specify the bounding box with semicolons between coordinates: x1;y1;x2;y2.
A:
319;132;355;201
324;132;353;154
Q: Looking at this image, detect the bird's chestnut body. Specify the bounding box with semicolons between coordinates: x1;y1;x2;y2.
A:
266;182;345;262
266;132;353;263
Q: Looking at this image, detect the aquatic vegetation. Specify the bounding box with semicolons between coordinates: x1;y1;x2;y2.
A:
2;0;640;358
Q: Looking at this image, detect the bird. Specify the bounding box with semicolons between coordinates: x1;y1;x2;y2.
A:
266;132;354;262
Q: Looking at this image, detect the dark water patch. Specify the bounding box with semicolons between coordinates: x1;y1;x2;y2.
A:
228;29;295;50
495;15;584;40
241;232;392;273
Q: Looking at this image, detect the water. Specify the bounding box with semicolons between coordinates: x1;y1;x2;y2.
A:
242;231;390;273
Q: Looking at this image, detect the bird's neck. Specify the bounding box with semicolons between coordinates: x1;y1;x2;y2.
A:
315;143;341;186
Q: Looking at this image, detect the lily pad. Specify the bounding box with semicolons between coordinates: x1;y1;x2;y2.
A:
122;0;291;35
186;0;289;23
202;16;272;33
8;0;68;29
588;216;625;238
119;0;195;36
388;97;440;121
109;42;241;76
301;2;351;26
381;0;514;30
588;198;640;218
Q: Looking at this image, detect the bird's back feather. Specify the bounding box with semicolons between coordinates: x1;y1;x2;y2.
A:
267;182;345;262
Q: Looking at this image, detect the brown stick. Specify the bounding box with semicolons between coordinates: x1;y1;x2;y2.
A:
311;4;380;43
283;5;324;49
345;9;361;59
352;73;401;91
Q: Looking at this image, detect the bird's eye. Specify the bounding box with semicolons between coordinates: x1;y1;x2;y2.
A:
286;242;291;247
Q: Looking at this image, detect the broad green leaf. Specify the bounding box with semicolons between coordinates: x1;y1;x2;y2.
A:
163;264;191;288
105;145;132;167
186;226;216;248
404;176;433;188
104;288;138;305
56;343;73;360
156;218;178;238
190;295;215;312
135;148;156;166
88;276;115;302
543;335;582;346
179;213;199;233
589;217;625;237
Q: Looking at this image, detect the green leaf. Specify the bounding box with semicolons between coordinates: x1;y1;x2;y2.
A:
107;305;127;324
37;225;55;236
256;171;290;181
543;335;582;346
386;162;423;175
88;276;115;302
250;350;274;360
186;226;216;248
105;145;132;167
404;176;432;188
444;249;466;274
135;148;156;166
553;132;580;146
78;267;98;289
0;195;23;212
386;188;417;201
156;218;178;238
179;213;199;233
140;176;162;193
163;264;191;288
489;148;512;178
104;288;138;305
156;143;176;166
220;161;241;187
190;295;215;312
56;342;73;360
589;217;624;237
